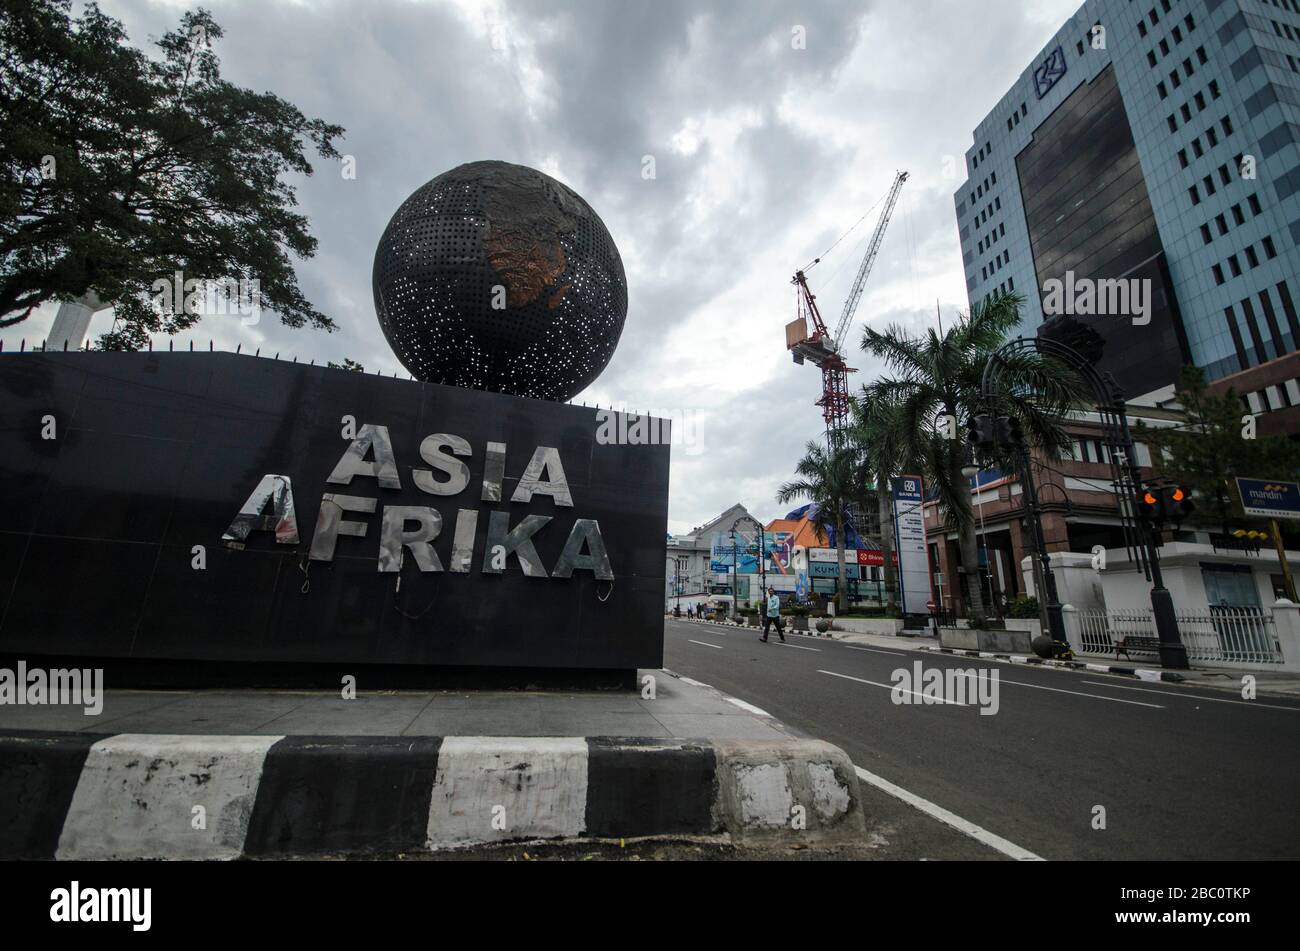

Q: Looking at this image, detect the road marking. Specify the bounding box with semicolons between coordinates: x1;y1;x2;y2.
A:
843;645;906;657
687;640;723;649
776;642;820;652
818;669;967;705
1079;681;1300;711
853;765;1044;861
955;672;1164;708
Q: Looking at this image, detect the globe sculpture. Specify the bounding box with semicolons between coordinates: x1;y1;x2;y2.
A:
372;160;628;402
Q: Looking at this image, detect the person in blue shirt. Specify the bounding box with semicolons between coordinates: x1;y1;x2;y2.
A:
760;589;785;643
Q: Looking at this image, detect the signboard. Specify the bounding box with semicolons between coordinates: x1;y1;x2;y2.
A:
891;475;931;615
714;529;794;575
1236;478;1300;521
0;353;669;675
809;562;860;579
1032;45;1067;99
807;546;892;566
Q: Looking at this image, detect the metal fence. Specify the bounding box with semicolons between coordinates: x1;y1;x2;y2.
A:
1072;606;1283;666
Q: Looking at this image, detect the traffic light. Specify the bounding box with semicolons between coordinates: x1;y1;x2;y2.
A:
1136;484;1195;522
1165;485;1194;521
995;415;1023;446
968;414;996;449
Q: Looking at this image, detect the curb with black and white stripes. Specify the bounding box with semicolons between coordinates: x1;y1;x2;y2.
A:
671;616;835;637
0;729;866;859
922;646;1186;682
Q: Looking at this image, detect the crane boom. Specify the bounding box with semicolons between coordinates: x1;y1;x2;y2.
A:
831;170;909;350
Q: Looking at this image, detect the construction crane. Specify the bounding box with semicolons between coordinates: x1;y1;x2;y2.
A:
786;170;909;447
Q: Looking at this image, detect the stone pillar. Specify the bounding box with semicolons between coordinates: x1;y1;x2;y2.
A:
1272;599;1300;672
1060;603;1082;655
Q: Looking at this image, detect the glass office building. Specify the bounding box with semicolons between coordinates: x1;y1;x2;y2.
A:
955;0;1300;400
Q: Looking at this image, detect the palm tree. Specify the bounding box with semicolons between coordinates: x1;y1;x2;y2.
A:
860;292;1079;621
850;394;904;614
777;440;858;615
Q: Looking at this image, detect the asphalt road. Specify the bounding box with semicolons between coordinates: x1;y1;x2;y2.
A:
664;618;1300;861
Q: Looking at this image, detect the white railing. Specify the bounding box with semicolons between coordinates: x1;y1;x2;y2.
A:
1071;607;1283;666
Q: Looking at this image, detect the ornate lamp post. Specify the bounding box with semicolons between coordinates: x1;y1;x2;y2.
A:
979;337;1188;669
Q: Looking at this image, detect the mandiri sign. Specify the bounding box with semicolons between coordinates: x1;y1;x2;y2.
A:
1236;478;1300;521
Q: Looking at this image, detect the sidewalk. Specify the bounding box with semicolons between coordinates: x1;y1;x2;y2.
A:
0;669;870;859
0;668;800;739
825;627;1300;698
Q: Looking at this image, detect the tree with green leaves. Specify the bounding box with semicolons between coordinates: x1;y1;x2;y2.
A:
1137;365;1300;530
0;1;344;348
777;439;859;614
849;393;904;614
327;358;365;372
859;292;1079;621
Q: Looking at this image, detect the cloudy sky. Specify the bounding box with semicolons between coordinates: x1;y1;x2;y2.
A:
16;0;1083;533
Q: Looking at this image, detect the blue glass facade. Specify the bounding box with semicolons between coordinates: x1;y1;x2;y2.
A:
955;0;1300;396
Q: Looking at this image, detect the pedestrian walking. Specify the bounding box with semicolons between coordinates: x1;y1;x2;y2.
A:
760;589;785;643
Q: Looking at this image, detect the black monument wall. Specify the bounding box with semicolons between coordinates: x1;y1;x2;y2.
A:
0;352;668;677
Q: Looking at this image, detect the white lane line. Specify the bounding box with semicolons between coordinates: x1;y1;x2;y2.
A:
853;765;1044;862
842;645;906;657
818;669;967;705
687;639;723;649
955;672;1164;708
776;641;821;652
1079;681;1300;711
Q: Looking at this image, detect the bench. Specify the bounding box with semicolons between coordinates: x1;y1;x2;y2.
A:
1114;635;1161;660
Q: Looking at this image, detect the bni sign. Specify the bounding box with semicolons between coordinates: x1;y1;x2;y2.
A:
1236;478;1300;520
891;476;930;615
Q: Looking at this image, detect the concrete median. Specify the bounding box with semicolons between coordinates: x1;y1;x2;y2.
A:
0;729;866;858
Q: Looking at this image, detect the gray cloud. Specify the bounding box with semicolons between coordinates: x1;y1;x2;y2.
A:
14;0;1082;532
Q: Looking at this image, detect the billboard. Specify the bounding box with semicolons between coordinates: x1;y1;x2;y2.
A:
0;353;669;674
712;529;794;574
1236;478;1300;521
891;475;931;615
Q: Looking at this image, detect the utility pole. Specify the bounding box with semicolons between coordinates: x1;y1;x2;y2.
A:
1273;519;1297;601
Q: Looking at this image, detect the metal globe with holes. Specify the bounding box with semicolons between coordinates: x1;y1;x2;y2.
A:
372;160;628;402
